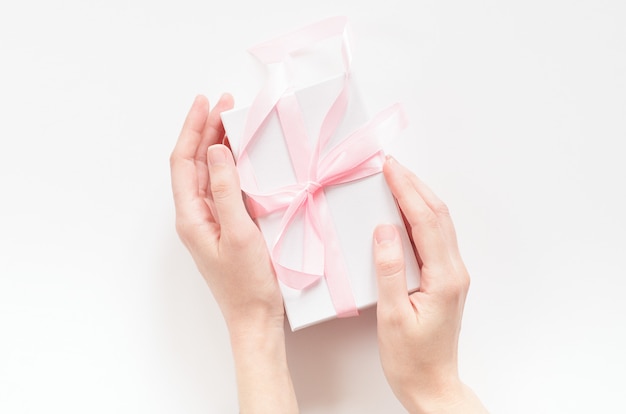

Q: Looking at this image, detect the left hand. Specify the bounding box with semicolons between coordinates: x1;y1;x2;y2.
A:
170;94;284;334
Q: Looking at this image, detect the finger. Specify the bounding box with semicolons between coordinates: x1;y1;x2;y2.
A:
207;144;253;233
399;208;423;268
197;94;235;198
196;93;234;160
383;157;449;269
170;95;209;209
403;173;463;264
373;224;413;316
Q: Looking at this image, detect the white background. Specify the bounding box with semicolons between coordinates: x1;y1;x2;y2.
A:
1;1;625;413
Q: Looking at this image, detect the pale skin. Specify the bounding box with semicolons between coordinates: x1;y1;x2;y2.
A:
170;94;489;414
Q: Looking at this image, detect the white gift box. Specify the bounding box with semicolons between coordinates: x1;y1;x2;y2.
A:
221;74;420;331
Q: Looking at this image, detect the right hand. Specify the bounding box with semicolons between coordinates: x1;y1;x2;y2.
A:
373;156;488;413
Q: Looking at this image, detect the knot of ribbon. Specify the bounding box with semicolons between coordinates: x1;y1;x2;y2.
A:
303;181;322;196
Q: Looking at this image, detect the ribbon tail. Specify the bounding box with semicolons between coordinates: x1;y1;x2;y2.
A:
314;191;359;317
274;264;321;290
271;191;325;289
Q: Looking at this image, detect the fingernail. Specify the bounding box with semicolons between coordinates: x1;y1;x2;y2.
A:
375;224;397;245
192;94;204;108
208;145;228;166
385;155;399;170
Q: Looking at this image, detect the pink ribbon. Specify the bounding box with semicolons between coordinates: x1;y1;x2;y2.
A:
235;17;407;317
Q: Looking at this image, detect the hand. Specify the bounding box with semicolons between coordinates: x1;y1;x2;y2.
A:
170;94;283;332
373;157;488;413
170;95;297;413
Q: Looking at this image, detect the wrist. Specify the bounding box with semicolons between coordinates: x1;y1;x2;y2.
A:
227;310;288;384
227;312;298;414
403;379;487;414
227;309;285;345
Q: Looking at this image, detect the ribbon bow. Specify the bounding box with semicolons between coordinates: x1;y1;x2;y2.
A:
234;17;407;317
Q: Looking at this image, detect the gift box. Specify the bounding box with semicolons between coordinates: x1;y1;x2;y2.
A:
220;17;420;331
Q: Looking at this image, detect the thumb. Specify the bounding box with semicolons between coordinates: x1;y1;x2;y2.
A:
207;144;252;232
373;224;411;314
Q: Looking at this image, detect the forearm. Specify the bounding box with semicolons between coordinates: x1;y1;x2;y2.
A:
229;318;298;414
